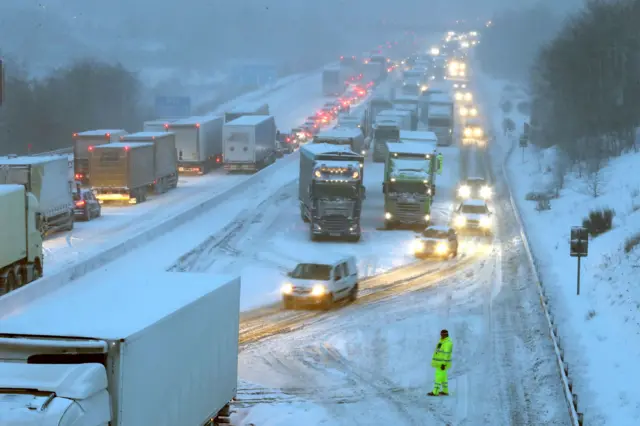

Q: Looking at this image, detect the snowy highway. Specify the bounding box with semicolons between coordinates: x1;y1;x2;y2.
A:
230;135;572;423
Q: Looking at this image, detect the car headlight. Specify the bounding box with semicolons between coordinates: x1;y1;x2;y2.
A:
470;108;478;116
464;128;472;137
311;284;326;296
480;216;492;228
480;186;492;198
459;70;466;76
435;241;449;254
459;107;468;116
473;128;483;137
455;92;463;101
458;185;471;197
464;93;472;101
412;239;425;252
385;212;392;220
281;283;293;294
425;214;430;221
454;215;466;227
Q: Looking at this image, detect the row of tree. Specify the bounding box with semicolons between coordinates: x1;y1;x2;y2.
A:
530;0;640;164
0;60;150;155
477;1;640;166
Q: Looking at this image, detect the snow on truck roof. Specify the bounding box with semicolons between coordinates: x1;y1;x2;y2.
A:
122;132;172;139
0;272;239;340
225;115;272;125
75;129;126;136
387;141;436;155
93;142;153;149
0;155;67;165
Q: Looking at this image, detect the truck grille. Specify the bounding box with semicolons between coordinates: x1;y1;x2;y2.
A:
396;202;423;222
318;201;354;217
322;215;350;232
466;219;480;228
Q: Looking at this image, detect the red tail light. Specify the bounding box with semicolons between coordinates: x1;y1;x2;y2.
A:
75;200;86;207
216;157;221;163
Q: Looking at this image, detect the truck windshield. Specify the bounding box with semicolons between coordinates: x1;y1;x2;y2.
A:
389;181;428;194
428;118;451;128
374;128;399;141
461;204;488;214
313;183;357;199
291;264;331;280
391;158;430;174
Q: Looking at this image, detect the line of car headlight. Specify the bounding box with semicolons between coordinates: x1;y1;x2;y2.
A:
457;185;492;199
412;239;449;254
453;215;492;228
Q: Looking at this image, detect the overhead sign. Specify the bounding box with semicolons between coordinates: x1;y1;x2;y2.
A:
155;96;191;118
233;64;277;87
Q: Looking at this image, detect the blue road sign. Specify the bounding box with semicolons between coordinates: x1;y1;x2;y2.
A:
232;64;278;87
155;96;191;118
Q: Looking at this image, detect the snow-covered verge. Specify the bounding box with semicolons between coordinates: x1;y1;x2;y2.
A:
480;74;640;425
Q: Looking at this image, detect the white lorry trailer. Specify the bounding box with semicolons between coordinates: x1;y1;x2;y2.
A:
314;128;366;156
143;118;179;132
400;130;439;146
223;115;277;172
0;155;74;235
224;102;270;123
166;115;224;174
0;185;43;295
0;271;240;426
120;132;179;193
72;130;127;186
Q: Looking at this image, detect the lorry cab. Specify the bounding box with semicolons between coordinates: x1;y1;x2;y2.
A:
281;255;359;310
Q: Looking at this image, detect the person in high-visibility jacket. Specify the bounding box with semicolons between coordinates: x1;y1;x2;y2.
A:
428;329;453;396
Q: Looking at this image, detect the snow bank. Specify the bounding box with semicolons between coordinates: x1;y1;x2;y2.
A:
0;154;299;315
480;73;639;425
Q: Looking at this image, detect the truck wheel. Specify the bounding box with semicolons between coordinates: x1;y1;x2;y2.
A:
32;260;42;281
2;271;17;294
348;283;359;302
300;208;309;223
13;266;24;289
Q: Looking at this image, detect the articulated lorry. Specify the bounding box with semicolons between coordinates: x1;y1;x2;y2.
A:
322;66;346;96
383;141;441;229
0;184;43;295
223;115;277;172
0;271;240;426
224;102;269;123
371;110;412;162
120;132;179;192
0;156;74;235
89;142;155;204
299;143;365;242
425;92;455;146
166;115;224;174
365;96;394;136
314;128;366;155
73;130;127;186
393;95;420;130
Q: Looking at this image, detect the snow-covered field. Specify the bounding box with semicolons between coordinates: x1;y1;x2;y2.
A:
43;71;330;275
481;75;640;424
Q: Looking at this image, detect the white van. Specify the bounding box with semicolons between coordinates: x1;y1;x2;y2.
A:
281;255;359;309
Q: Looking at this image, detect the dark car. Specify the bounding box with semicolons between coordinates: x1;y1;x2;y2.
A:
412;225;458;258
73;188;101;221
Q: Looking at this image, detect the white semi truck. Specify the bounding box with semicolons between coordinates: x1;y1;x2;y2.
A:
166;115;224;174
314;128;366;156
0;155;74;235
0;184;43;295
0;272;240;426
120;132;179;193
73;130;127;186
223;115;277;172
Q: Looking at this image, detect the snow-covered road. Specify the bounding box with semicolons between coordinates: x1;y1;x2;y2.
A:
42;71;330;275
230;141;572;425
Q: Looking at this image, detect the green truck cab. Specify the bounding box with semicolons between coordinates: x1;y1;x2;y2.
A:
382;141;442;229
